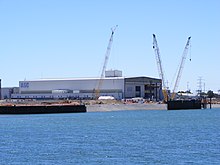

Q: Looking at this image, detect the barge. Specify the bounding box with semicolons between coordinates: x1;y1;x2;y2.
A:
0;104;86;114
167;99;206;110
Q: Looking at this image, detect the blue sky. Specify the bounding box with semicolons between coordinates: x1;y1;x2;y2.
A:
0;0;220;93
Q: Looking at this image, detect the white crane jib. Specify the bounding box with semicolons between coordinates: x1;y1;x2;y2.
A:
95;25;118;99
100;25;118;80
152;34;168;101
171;36;191;99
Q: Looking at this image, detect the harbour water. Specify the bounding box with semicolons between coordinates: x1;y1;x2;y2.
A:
0;108;220;164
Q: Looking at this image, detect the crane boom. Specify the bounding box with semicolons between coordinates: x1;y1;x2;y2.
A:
95;25;118;99
171;36;191;99
152;34;168;102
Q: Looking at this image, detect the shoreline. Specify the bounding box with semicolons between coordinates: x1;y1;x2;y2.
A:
1;99;220;113
86;103;220;112
86;103;167;112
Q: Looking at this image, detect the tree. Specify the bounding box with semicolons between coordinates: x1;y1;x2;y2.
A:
207;90;214;109
207;90;214;98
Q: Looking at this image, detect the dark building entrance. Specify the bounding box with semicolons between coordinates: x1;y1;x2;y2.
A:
124;77;162;101
135;86;141;97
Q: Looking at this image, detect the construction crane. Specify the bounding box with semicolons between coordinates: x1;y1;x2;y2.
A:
95;25;118;99
171;36;191;100
152;34;169;102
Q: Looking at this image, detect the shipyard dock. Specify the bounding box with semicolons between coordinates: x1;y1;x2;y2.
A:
167;99;205;110
0;104;86;114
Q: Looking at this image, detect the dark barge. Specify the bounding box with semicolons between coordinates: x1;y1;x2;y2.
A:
0;104;86;114
167;99;206;110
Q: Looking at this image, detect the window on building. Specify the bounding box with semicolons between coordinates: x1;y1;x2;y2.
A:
135;86;141;92
135;86;141;97
127;87;133;92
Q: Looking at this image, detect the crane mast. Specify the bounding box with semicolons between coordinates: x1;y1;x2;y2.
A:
152;34;168;102
171;36;191;100
95;25;118;99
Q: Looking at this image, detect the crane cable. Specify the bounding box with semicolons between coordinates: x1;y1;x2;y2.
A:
189;41;192;61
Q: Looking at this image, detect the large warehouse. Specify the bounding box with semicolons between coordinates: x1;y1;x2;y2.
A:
10;71;162;101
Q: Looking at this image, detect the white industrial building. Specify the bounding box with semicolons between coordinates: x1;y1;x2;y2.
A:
4;70;162;101
1;87;19;99
12;77;124;100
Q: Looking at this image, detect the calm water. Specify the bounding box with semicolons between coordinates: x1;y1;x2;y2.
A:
0;108;220;164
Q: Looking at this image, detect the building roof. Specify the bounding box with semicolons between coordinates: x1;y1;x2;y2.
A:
20;76;161;82
20;77;125;82
125;76;161;82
